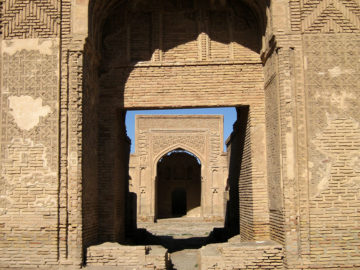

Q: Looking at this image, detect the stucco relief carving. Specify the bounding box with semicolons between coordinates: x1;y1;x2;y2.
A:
131;115;227;222
152;134;206;158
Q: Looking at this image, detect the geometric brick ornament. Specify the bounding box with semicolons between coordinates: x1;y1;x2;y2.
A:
2;0;60;39
301;0;360;33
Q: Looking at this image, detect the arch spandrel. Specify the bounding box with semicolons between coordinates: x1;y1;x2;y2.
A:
152;136;206;163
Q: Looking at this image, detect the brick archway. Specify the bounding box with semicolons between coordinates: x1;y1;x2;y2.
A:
83;0;277;265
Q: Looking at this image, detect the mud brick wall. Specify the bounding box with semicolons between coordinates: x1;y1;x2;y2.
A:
87;243;169;269
199;240;283;270
226;106;270;241
145;246;171;270
87;243;147;267
237;108;254;241
264;49;285;246
107;63;264;109
1;0;360;268
220;241;283;270
2;0;61;38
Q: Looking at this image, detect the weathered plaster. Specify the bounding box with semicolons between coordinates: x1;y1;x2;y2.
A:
310;116;360;196
2;38;58;56
328;66;354;78
0;138;57;216
8;96;52;131
72;0;88;36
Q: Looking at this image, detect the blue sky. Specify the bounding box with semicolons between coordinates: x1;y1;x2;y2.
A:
126;107;237;153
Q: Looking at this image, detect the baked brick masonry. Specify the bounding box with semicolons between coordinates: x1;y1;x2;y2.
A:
0;0;359;269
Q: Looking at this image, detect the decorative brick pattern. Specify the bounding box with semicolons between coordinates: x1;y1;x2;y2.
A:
152;134;206;157
291;0;360;33
0;39;60;267
1;0;359;268
1;41;59;170
2;0;61;38
309;118;360;264
304;33;360;266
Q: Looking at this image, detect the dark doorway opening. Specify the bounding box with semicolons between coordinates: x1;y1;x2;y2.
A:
172;188;187;217
156;149;201;219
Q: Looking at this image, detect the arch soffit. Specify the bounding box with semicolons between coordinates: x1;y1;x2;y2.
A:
87;0;269;42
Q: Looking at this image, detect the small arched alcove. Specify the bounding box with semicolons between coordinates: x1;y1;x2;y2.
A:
156;148;201;219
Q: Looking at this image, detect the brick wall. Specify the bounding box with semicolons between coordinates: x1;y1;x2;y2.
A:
225;106;270;242
0;39;60;267
199;239;284;270
82;43;100;253
97;107;130;243
264;49;285;246
3;0;360;268
2;0;61;39
99;0;263;110
87;242;169;269
237;107;254;241
304;34;360;266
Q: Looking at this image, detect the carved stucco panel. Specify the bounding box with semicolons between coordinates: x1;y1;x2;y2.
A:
151;134;206;158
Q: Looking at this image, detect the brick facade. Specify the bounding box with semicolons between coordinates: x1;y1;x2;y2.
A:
0;0;359;269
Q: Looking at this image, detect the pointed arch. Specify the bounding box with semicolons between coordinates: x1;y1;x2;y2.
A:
153;143;204;170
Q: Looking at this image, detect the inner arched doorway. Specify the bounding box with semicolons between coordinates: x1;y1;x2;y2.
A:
156;149;201;219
